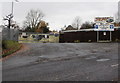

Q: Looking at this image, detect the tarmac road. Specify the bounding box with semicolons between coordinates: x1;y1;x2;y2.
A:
2;43;119;81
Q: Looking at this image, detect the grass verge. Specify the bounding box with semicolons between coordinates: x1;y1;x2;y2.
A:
2;40;22;58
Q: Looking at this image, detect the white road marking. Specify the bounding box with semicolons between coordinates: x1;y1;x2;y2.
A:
96;59;110;62
111;64;119;67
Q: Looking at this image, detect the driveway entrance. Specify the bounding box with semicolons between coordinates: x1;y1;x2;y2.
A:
97;31;112;42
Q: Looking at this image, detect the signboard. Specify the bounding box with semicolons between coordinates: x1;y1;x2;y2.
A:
94;17;114;31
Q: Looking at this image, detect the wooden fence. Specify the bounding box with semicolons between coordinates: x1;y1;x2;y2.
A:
59;30;120;43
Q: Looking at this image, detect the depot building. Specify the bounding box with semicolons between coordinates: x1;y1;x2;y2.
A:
59;17;120;43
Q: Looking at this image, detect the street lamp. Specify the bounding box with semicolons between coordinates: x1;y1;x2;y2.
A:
11;0;19;17
11;0;19;29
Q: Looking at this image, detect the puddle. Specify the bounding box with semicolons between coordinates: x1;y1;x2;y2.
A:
96;59;110;62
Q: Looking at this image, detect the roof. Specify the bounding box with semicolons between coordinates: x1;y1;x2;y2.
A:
62;29;95;33
62;27;120;33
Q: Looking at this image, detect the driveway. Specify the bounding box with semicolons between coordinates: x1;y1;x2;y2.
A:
2;43;119;81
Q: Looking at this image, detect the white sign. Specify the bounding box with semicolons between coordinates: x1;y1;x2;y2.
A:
94;24;114;31
94;17;114;31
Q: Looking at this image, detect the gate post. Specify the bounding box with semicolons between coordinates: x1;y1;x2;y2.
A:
97;31;99;42
110;31;112;42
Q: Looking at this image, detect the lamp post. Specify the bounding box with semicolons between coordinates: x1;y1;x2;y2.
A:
11;0;19;40
3;0;19;40
11;0;19;17
11;1;14;15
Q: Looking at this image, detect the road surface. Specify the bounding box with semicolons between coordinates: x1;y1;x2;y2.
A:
2;43;118;81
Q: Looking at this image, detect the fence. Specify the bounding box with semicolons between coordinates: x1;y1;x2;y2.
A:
59;30;120;43
2;26;19;41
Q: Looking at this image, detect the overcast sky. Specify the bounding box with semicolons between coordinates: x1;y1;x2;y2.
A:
1;0;120;31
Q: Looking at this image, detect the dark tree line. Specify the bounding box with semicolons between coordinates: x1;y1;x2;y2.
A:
81;21;94;29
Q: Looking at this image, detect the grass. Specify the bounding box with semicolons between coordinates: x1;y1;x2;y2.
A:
2;40;22;57
49;35;59;43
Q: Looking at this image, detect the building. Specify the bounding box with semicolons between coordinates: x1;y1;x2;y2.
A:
59;17;120;43
65;25;78;30
59;29;120;43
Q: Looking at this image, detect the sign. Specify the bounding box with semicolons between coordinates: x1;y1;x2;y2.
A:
95;17;114;23
94;17;114;31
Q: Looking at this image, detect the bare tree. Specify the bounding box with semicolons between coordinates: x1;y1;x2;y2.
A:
23;9;45;30
114;12;118;22
3;14;13;29
72;16;82;30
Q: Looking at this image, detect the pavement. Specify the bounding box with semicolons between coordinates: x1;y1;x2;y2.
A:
2;43;119;81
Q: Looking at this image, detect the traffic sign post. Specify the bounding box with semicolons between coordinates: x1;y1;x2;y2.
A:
97;31;99;42
110;31;112;42
94;17;114;42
